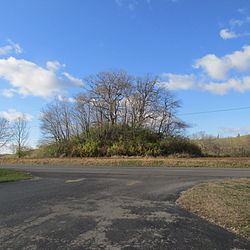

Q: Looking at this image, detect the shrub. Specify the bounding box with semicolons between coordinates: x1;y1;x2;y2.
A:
107;142;128;156
76;141;101;157
160;137;202;157
36;124;202;158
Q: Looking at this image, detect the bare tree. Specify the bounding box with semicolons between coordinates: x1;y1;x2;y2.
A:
123;74;187;135
74;93;94;135
12;115;30;158
41;99;76;143
0;117;12;151
86;70;132;126
126;74;159;128
153;90;188;136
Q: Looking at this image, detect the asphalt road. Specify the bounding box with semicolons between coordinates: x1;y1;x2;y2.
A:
0;165;250;250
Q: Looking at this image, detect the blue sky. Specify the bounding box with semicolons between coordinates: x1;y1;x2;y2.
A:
0;0;250;150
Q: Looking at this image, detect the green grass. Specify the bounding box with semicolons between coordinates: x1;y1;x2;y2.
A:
0;169;31;183
177;178;250;239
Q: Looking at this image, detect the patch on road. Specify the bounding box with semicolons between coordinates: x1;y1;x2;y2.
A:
127;180;141;186
65;178;86;183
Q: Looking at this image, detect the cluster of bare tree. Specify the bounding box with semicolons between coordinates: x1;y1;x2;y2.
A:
0;116;29;157
41;70;187;144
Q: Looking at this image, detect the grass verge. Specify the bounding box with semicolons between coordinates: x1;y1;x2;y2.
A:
0;168;31;183
177;178;250;239
1;156;250;168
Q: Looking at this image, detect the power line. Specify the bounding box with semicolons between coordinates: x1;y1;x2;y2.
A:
180;106;250;116
7;106;250;125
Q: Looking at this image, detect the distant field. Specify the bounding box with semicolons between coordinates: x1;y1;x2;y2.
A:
0;169;31;183
1;156;250;168
177;178;250;239
193;134;250;157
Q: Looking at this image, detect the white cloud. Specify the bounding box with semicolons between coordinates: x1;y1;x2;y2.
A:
0;57;83;98
194;54;230;80
57;95;76;103
194;45;250;80
203;76;250;95
0;88;16;98
0;46;11;56
219;28;250;40
227;46;250;71
219;14;250;40
0;57;63;97
46;61;65;72
0;109;33;122
229;19;244;27
159;73;195;90
159;75;250;95
0;39;23;55
219;29;237;39
62;72;83;87
159;46;250;95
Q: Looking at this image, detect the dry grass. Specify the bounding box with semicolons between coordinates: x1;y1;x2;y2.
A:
193;134;250;157
1;156;250;168
177;178;250;239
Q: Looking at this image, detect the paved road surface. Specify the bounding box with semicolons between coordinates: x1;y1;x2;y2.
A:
0;165;250;249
